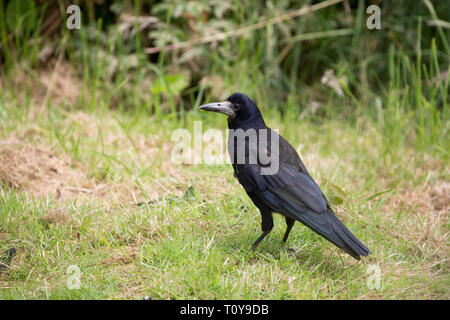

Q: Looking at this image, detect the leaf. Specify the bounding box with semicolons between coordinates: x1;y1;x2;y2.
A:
366;189;394;202
150;73;189;95
327;183;348;205
6;0;36;35
183;186;195;200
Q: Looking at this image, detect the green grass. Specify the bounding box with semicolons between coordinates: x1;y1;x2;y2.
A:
0;98;448;299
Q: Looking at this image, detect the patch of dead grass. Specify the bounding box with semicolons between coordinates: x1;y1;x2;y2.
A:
40;208;70;226
385;179;449;218
0;136;93;199
39;60;81;107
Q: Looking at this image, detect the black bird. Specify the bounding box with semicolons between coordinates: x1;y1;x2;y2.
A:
199;93;371;260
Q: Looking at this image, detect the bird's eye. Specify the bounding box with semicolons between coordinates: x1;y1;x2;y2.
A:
233;104;241;110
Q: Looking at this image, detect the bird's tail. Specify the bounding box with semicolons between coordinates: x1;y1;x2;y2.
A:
266;188;371;260
323;209;371;260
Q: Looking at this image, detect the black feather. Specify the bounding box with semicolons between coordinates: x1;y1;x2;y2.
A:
201;93;371;260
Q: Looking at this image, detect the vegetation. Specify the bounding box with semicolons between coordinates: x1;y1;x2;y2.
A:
0;0;448;299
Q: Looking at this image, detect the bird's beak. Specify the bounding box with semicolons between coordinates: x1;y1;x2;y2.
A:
199;101;235;118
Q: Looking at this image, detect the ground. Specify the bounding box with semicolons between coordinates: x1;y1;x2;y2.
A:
0;81;448;299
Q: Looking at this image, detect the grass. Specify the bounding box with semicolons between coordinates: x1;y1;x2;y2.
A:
0;94;448;299
0;0;448;300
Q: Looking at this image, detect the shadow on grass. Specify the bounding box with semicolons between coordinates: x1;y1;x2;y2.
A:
217;228;358;277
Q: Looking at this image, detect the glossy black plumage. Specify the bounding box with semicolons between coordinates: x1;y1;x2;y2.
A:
201;93;371;260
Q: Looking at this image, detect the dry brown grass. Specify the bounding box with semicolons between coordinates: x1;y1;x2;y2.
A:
39;60;81;107
0;135;93;199
0;129;227;210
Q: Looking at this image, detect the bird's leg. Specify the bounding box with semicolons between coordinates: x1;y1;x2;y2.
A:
251;231;270;251
282;217;295;244
251;209;273;251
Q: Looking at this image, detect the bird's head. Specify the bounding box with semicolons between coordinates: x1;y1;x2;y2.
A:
199;93;263;123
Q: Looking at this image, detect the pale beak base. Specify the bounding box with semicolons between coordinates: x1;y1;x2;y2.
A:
199;101;235;118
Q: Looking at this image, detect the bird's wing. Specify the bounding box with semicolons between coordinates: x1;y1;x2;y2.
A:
266;163;328;213
277;132;310;173
273;130;333;208
236;163;328;224
235;163;371;258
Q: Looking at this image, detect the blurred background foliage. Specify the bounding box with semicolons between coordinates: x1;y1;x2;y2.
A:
0;0;448;150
